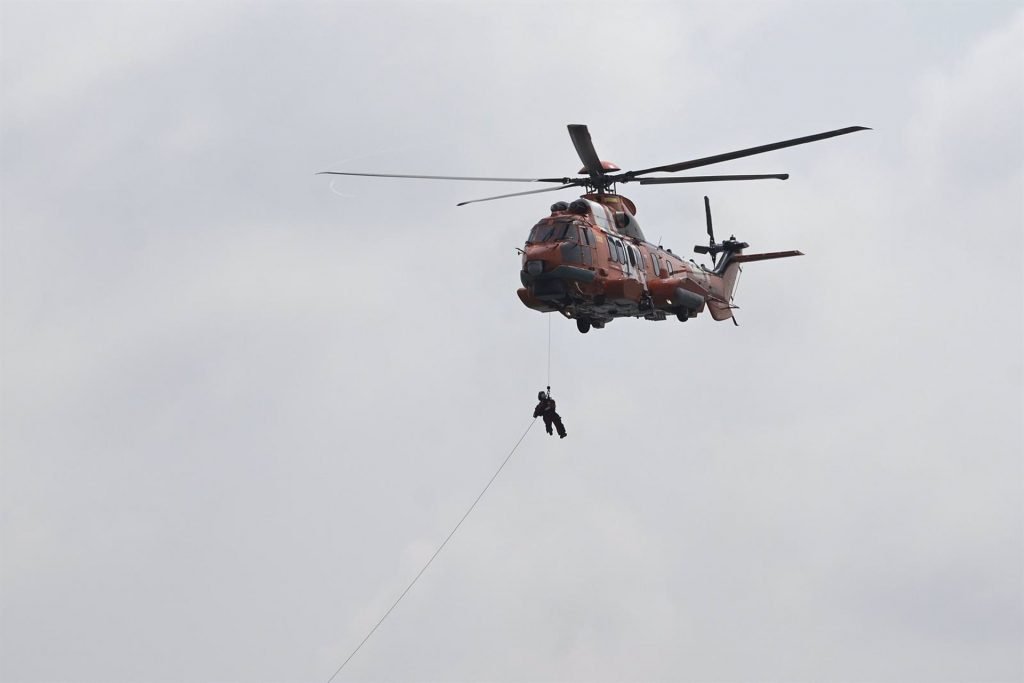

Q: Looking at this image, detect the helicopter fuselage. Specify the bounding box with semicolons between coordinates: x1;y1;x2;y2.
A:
517;194;739;330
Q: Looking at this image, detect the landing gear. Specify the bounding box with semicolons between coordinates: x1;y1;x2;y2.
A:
676;310;690;322
576;319;591;334
592;320;605;329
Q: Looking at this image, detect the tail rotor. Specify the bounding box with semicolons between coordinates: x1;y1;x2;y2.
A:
694;195;731;265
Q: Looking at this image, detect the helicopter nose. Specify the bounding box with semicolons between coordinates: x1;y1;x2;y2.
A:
525;260;544;276
521;253;556;287
522;245;557;275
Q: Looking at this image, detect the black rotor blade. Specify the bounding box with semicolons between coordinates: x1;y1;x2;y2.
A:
704;195;715;243
636;173;789;185
567;124;606;178
456;183;579;207
317;171;570;183
625;126;870;177
704;195;719;265
694;243;718;265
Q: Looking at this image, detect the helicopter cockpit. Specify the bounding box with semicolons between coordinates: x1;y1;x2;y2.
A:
526;216;583;244
525;213;596;268
527;196;647;252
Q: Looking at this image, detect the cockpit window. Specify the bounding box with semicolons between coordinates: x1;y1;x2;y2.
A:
555;222;578;242
527;222;554;244
528;218;580;244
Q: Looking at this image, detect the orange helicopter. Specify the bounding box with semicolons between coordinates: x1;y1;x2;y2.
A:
320;124;868;333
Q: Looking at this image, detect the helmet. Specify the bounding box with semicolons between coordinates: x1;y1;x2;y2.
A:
538;391;547;400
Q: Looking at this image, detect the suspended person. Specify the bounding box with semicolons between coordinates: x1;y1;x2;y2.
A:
533;390;566;438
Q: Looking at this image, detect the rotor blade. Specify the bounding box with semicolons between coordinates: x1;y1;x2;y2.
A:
317;171;570;183
567;124;606;178
636;174;790;184
456;183;578;207
704;195;714;243
626;126;870;177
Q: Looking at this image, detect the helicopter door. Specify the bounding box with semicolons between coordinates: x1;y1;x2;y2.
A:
608;236;631;278
621;241;639;280
628;244;647;288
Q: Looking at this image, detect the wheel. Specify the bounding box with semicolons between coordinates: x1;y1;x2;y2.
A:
676;311;689;322
592;320;605;329
576;319;591;334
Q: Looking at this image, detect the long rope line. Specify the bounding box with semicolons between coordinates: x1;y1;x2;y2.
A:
326;418;538;682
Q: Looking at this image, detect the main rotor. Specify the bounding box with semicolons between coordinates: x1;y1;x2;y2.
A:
319;124;869;206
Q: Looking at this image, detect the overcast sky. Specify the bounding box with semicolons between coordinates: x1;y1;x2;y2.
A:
2;1;1022;682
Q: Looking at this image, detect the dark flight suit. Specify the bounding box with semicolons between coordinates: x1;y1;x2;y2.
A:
533;397;567;438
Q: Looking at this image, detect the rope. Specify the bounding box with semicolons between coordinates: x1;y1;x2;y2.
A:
326;418;538;682
547;313;552;390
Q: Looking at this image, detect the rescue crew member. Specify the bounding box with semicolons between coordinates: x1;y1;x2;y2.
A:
533;390;566;438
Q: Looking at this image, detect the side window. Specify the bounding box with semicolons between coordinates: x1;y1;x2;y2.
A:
666;259;674;275
627;246;637;267
579;229;593;266
650;253;661;276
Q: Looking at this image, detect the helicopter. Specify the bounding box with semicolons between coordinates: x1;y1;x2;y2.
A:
320;124;868;333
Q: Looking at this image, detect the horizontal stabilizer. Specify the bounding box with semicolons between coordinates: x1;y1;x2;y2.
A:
730;250;804;263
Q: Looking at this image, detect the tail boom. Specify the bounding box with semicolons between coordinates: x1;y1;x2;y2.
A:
707;249;803;321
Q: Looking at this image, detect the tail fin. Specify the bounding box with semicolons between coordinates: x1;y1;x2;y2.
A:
708;250;803;321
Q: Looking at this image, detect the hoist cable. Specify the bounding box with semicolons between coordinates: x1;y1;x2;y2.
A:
326;418;538;682
547;313;552;390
